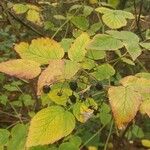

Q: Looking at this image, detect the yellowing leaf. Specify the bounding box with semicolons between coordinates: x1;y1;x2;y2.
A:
102;12;127;29
140;99;150;117
48;88;72;105
14;38;64;65
140;42;150;50
68;33;90;62
135;72;150;79
26;106;75;147
26;9;42;26
0;59;41;80
37;60;65;95
63;60;80;79
73;102;94;123
125;43;141;60
12;4;29;14
120;76;150;94
96;7;134;29
73;98;97;123
141;139;150;148
108;86;141;129
95;7;113;14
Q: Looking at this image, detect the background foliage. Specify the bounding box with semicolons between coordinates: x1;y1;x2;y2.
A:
0;0;150;150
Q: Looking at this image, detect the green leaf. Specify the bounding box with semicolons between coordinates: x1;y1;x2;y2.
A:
26;106;75;147
12;4;29;14
48;88;72;106
106;30;139;43
87;34;123;51
125;43;141;60
81;58;95;70
108;0;119;8
132;125;144;138
69;136;82;147
63;60;80;79
0;95;8;105
121;58;135;66
14;38;64;65
19;94;34;106
86;49;106;60
0;129;10;145
83;6;93;16
92;64;115;80
108;86;141;129
8;124;28;150
0;59;41;80
71;16;89;31
59;142;78;150
140;42;150;50
99;113;112;125
60;38;74;52
68;33;90;62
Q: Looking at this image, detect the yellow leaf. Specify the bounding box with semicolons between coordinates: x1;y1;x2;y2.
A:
12;4;29;14
68;32;90;62
120;76;150;94
108;86;141;129
0;59;41;80
14;38;64;65
48;88;72;106
26;9;42;26
140;99;150;117
141;139;150;148
26;106;75;147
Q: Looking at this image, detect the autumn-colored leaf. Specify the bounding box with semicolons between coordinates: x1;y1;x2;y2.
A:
0;59;41;80
37;60;65;95
108;86;141;129
14;38;64;65
120;76;150;94
26;106;75;147
140;99;150;117
68;32;90;62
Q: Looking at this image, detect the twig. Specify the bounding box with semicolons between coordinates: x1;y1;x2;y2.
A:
80;124;106;149
133;0;144;40
104;120;113;150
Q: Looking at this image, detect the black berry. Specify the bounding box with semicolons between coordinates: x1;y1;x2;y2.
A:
93;110;99;115
95;83;103;90
43;85;51;93
69;95;76;103
57;92;62;96
69;81;78;91
110;81;115;86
